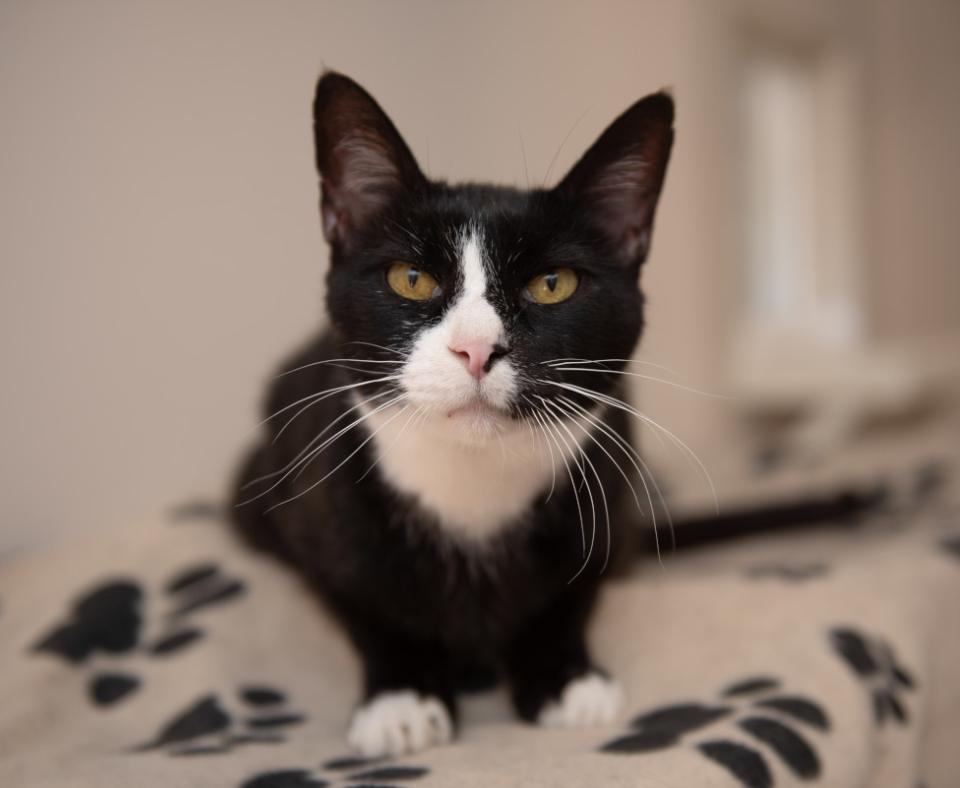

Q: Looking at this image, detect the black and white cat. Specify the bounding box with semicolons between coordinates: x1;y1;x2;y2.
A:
233;72;674;757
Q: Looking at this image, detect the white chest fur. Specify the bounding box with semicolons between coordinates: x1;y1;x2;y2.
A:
360;402;587;541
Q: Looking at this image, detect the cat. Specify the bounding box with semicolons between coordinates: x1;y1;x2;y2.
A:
232;71;674;757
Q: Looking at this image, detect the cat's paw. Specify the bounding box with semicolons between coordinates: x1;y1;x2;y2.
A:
537;672;623;728
347;690;453;757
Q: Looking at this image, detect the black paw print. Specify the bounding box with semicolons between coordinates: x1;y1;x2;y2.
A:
829;627;916;725
135;685;305;755
239;756;431;788
599;676;829;787
32;561;246;707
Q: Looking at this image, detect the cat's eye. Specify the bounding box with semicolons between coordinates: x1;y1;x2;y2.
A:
525;268;579;305
386;262;440;301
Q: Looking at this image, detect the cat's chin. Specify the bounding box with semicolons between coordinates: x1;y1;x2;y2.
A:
426;399;517;448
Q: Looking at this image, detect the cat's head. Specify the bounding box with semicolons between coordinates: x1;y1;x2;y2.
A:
315;72;673;446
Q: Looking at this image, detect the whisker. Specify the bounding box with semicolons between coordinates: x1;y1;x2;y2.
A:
265;399;411;513
534;397;596;570
237;393;404;506
271;375;402;445
518;126;530;190
525;409;557;503
276;358;404;379
552;399;643;514
557;394;676;562
241;387;400;490
542;104;591;187
543;379;719;514
343;341;409;358
356;404;422;482
289;394;405;483
546;366;730;400
496;426;508;477
541;398;610;578
246;374;401;440
548;397;630;573
543;357;678;376
527;399;584;555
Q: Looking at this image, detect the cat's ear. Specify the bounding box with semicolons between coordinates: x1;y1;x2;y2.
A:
313;72;425;249
556;92;674;267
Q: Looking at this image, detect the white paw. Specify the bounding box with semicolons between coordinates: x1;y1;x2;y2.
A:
537;672;624;728
347;690;453;757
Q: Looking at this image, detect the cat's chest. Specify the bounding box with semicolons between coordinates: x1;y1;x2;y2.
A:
361;404;582;541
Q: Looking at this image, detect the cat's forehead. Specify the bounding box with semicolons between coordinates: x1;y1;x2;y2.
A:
420;183;540;235
400;183;549;269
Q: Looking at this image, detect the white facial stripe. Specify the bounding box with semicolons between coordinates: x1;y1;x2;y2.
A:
460;231;487;299
447;230;504;349
399;225;515;416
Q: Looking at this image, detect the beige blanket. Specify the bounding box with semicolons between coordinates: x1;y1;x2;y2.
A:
2;483;958;787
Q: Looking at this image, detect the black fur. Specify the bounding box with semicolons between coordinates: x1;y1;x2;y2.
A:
232;72;674;732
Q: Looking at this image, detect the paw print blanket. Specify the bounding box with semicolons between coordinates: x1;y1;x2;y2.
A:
1;484;959;787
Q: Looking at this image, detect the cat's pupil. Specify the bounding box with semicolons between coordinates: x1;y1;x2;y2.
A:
407;268;420;288
544;272;558;292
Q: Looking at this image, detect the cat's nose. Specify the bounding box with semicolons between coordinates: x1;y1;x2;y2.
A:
449;340;509;381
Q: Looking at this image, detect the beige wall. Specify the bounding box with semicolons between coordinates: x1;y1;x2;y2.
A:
861;0;960;341
1;0;957;551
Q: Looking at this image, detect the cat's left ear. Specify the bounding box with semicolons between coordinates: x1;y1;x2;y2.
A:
313;72;426;250
556;92;674;267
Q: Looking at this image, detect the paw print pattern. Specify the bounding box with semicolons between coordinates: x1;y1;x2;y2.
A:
598;676;829;787
600;703;735;752
697;740;773;788
33;580;143;664
241;772;329;788
239;756;430;788
135;685;304;755
31;562;246;708
164;562;247;619
829;627;916;725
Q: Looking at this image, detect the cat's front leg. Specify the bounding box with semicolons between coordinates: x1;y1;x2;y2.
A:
343;620;458;757
505;584;623;727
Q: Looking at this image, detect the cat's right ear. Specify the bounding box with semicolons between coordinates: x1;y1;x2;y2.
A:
313;72;425;250
556;92;674;268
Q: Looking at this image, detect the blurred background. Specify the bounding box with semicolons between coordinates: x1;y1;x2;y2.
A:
1;0;958;552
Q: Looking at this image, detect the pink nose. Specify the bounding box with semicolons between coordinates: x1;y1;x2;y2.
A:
449;340;497;381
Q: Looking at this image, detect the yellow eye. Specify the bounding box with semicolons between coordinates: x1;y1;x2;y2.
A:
386;262;439;301
526;268;579;305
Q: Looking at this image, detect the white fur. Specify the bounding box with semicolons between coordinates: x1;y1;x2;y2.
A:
347;690;452;757
362;399;572;539
448;231;503;349
537;673;624;728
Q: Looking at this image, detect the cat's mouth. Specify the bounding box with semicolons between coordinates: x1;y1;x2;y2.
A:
444;398;509;420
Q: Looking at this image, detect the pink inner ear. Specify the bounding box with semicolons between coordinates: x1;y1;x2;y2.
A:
321;134;405;247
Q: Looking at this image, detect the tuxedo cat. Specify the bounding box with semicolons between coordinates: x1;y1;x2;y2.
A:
233;71;674;757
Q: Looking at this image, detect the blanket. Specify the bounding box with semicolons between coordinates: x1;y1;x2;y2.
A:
2;472;959;787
